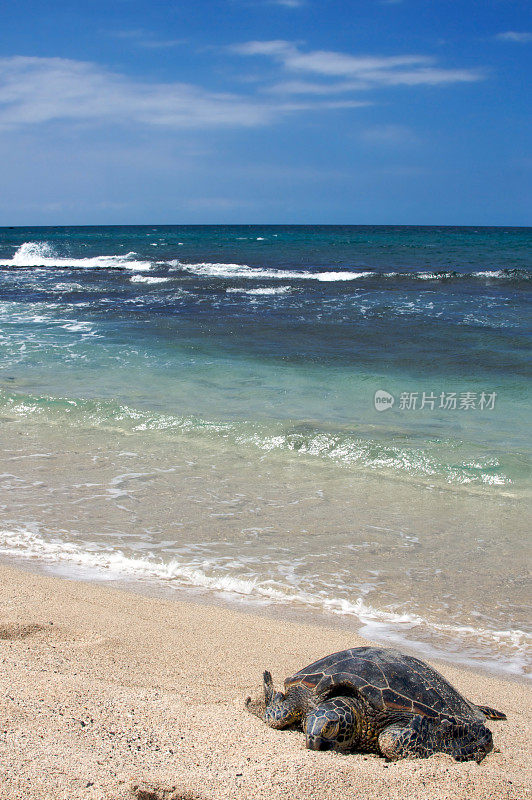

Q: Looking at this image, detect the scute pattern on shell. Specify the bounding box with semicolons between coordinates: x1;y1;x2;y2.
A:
284;647;485;723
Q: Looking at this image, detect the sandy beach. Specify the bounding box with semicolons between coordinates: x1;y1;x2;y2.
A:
0;563;529;800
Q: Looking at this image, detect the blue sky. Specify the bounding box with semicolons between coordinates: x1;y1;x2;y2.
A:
0;0;530;224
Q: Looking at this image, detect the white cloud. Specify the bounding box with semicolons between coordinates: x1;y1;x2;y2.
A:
0;56;374;133
232;41;483;89
233;40;431;72
359;67;482;86
0;57;274;128
496;31;532;43
234;40;295;57
0;43;482;136
0;56;359;130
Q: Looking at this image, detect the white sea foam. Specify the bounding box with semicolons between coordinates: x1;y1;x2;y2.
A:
129;275;170;284
169;260;374;282
0;524;529;676
0;301;99;338
226;286;292;296
316;271;373;281
235;429;511;487
52;282;83;292
0;242;152;271
61;322;94;332
472;270;506;278
383;269;528;281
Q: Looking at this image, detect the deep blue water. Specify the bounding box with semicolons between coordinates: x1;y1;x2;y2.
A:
0;225;530;487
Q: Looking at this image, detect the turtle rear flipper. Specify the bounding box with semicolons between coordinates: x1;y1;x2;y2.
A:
476;704;506;721
378;715;493;763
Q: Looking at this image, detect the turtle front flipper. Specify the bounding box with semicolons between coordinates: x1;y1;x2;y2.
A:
378;715;493;763
263;670;306;729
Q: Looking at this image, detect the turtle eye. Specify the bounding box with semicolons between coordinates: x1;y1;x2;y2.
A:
321;721;339;739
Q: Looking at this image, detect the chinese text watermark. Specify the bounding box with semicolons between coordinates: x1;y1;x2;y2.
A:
374;389;497;412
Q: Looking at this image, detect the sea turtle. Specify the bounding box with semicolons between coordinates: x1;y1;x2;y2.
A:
249;646;506;762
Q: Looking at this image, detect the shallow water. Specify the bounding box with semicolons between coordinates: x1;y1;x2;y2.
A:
0;225;530;676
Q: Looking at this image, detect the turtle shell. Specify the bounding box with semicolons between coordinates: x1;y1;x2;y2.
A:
285;647;484;723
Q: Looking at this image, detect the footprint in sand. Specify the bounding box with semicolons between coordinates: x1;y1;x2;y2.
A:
131;783;207;800
0;621;120;649
0;622;49;640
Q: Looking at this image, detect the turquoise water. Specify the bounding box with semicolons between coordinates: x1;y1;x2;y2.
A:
0;226;530;675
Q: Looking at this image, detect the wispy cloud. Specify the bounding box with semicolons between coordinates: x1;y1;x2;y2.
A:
136;39;186;49
496;31;532;43
111;29;186;48
0;56;368;131
234;40;430;72
359;123;419;145
240;0;306;7
0;57;266;128
271;0;305;6
0;40;483;138
232;40;483;92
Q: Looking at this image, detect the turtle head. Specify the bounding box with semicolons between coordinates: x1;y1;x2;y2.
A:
305;697;358;752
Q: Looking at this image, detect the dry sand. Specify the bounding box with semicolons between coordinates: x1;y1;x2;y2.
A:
0;563;529;800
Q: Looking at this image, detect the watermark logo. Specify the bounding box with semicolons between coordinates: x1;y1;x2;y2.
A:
374;389;395;411
374;390;497;412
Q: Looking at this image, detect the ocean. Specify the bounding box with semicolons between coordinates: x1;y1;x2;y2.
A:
0;225;530;677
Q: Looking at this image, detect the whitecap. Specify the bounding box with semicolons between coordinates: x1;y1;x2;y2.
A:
226;286;292;296
61;322;94;332
129;275;170;284
316;271;373;281
0;242;152;271
169;260;374;282
472;270;505;278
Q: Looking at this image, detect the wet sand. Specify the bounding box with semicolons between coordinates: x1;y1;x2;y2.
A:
0;563;529;800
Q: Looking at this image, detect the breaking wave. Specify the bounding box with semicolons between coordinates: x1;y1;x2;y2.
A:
1;523;529;677
0;242;152;271
226;286;292;295
168;260;374;281
129;274;170;284
1;244;529;285
0;390;516;490
168;262;530;283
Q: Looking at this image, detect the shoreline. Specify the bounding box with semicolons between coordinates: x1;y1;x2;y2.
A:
1;391;529;685
1;551;529;686
0;562;530;800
